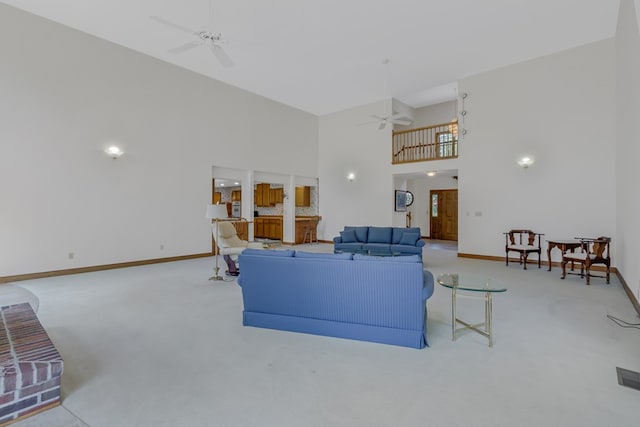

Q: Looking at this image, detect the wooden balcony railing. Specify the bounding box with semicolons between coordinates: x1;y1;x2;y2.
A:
392;121;458;164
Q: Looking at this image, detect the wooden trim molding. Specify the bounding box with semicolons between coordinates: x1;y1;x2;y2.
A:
0;253;212;284
615;270;640;315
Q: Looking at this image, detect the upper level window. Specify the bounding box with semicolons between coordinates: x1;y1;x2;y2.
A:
436;123;458;158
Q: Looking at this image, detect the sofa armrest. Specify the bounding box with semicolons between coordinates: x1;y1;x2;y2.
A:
333;236;342;244
416;239;426;248
422;270;435;300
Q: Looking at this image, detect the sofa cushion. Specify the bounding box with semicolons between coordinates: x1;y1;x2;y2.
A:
340;229;357;243
241;248;295;257
334;243;363;252
295;251;353;260
392;227;421;244
399;232;420;246
353;254;422;263
345;226;369;242
367;227;392;244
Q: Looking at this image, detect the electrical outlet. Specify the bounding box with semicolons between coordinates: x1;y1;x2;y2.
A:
68;252;74;260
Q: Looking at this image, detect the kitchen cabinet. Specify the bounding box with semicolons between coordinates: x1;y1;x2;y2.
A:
254;217;282;240
254;218;264;237
255;183;271;207
213;192;221;204
270;188;284;205
295;186;311;207
231;190;241;201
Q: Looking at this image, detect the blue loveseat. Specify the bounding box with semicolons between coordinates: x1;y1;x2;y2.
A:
237;249;435;349
333;226;425;256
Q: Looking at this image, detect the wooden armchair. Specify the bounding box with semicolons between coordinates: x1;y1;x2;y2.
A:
561;237;611;285
504;229;544;270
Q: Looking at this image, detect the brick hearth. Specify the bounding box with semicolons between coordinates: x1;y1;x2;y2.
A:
0;303;63;426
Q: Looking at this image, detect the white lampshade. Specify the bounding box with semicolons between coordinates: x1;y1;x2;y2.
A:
205;204;228;219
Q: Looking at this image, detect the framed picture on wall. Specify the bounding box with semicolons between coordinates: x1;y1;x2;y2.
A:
394;190;407;212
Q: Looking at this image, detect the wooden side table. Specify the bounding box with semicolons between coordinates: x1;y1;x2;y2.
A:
546;239;583;271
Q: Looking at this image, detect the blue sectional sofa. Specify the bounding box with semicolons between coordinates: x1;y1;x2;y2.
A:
333;226;425;256
237;249;435;349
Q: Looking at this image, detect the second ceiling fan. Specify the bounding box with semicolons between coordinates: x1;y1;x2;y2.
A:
366;112;413;130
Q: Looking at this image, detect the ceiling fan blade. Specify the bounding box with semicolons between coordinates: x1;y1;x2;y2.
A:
210;44;234;68
150;16;198;35
168;40;202;54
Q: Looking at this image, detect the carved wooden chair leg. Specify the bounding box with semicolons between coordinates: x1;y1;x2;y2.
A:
585;265;591;285
561;260;566;279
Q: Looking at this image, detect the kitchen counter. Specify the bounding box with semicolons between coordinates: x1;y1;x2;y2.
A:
253;216;320;242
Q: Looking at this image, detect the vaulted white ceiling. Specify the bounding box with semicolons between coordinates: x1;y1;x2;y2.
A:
1;0;620;115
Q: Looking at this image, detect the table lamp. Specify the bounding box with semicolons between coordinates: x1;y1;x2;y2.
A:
206;203;229;281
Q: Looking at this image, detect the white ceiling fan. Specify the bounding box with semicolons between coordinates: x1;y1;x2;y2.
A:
365;112;413;130
360;97;413;130
150;1;233;68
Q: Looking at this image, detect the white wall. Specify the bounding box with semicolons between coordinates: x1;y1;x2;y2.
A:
616;0;640;304
0;4;317;276
411;101;458;129
457;39;616;260
318;100;395;240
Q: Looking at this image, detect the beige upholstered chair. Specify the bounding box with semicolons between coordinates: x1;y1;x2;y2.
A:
212;221;263;275
212;221;263;256
504;229;544;269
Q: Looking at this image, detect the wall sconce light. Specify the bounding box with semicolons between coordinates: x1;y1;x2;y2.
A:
517;156;534;168
346;172;356;182
105;146;124;159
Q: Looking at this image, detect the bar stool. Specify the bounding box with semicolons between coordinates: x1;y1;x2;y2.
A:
302;216;320;244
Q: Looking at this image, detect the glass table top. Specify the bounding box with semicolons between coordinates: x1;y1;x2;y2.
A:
436;273;507;293
0;284;39;312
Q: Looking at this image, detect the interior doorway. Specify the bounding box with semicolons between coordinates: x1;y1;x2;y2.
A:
429;189;458;241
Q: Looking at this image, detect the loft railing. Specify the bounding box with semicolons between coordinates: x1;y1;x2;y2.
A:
392;121;458;164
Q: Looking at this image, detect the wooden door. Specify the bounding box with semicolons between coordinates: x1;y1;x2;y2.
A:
430;189;458;241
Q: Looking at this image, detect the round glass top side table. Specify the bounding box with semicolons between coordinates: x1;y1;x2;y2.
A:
0;284;39;313
437;273;506;347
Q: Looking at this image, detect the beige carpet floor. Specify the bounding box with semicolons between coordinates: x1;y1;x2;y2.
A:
11;241;640;427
